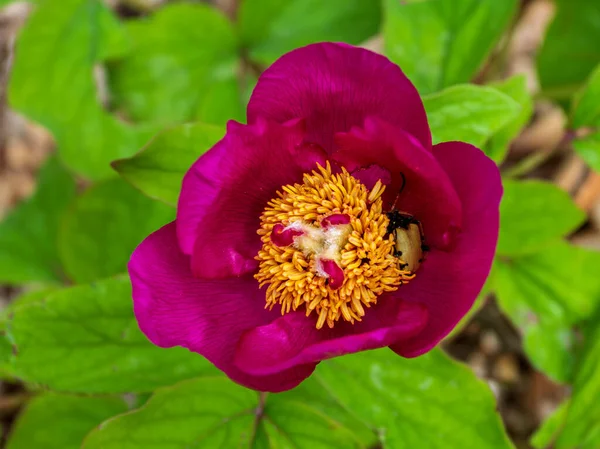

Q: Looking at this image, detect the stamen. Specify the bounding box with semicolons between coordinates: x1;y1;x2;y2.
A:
255;162;416;329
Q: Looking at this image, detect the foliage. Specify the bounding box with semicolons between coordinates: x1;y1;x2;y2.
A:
1;0;600;448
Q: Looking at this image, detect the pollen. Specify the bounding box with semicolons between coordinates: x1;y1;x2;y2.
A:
255;162;415;329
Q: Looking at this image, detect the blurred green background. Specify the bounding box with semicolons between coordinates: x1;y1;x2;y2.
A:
0;0;600;448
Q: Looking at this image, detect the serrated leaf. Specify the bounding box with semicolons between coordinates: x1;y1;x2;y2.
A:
315;349;514;449
5;277;216;393
0;157;75;284
6;394;128;449
107;3;242;127
113;123;224;205
571;63;600;129
486;75;534;164
538;0;600;101
492;242;600;382
423;84;521;147
238;0;381;66
83;348;512;448
498;180;585;256
1;288;58;377
275;375;377;447
58;178;174;283
573;132;600;172
8;0;158;179
383;0;518;94
82;377;371;449
554;309;600;449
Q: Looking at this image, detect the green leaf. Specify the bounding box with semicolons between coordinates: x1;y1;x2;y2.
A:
58;178;174;283
5;277;216;393
6;393;128;449
423;84;521;147
383;0;518;94
1;288;59;377
0;0;23;7
83;348;512;448
2;288;59;319
0;0;40;7
0;331;13;377
498;180;585;256
108;3;242;127
8;0;158;179
275;376;377;447
113;123;224;205
239;0;381;66
538;0;600;101
0;157;75;284
571;63;600;129
554;310;600;449
82;377;372;448
530;400;569;449
315;349;513;448
97;0;130;60
486;75;534;164
492;242;600;382
523;323;576;383
0;289;61;378
573;132;600;172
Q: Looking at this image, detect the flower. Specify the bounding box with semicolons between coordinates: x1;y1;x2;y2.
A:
129;42;502;392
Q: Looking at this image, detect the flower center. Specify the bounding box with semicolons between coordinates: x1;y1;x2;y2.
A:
255;163;417;329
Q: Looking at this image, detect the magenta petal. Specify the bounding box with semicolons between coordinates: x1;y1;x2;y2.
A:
350;165;392;191
248;43;431;153
129;222;316;392
177;118;327;279
316;259;345;290
334;118;462;250
271;223;305;247
234;298;428;376
321;213;351;228
391;142;502;357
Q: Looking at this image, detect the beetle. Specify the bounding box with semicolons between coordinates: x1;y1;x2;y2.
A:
385;210;427;273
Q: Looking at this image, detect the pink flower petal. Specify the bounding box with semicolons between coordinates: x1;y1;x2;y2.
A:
391;142;502;357
334;117;462;250
129;222;316;391
321;213;351;228
271;223;305;247
248;43;431;154
350;165;392;191
177;118;327;279
234;298;428;376
316;258;345;290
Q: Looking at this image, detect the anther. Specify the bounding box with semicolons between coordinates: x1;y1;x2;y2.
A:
255;163;416;329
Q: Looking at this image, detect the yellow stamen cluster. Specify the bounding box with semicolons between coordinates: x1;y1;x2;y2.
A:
255;163;415;329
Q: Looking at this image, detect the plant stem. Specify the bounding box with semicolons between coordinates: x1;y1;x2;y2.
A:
502;151;553;179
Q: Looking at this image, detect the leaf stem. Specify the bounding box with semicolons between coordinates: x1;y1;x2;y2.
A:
502;129;577;179
502;151;553;179
248;392;269;445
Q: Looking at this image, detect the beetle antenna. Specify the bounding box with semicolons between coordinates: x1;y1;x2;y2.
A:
390;172;406;211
